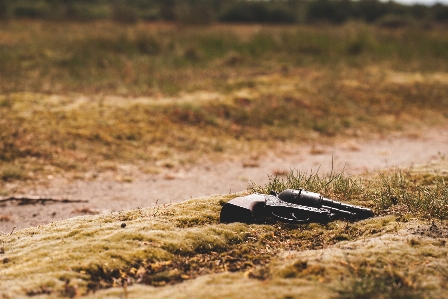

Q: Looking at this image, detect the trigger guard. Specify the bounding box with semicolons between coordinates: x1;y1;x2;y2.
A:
271;211;311;224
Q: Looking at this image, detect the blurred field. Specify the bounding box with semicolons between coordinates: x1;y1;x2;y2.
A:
1;20;448;188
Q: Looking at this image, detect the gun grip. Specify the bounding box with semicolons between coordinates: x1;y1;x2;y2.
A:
220;194;266;224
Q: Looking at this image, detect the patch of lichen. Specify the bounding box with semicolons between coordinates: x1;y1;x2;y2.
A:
0;206;402;298
0;195;252;297
82;219;447;299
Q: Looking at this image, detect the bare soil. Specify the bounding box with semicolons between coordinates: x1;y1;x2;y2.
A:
1;125;447;233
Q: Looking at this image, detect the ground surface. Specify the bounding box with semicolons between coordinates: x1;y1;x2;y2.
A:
1;125;447;233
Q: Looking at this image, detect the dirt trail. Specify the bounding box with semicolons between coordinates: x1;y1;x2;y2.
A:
1;126;447;232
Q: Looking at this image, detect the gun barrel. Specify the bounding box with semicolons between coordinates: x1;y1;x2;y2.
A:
322;205;357;219
278;189;323;207
321;198;373;219
278;189;373;220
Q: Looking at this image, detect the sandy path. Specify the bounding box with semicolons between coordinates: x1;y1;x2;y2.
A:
1;126;447;232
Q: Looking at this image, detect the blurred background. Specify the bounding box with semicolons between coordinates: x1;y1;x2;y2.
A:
1;0;448;25
1;0;448;182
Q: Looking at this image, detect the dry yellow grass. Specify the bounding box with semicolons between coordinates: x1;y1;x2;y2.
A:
2;65;448;188
1;20;448;191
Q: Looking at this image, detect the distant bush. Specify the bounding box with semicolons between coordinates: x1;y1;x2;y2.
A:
135;34;162;55
14;4;50;19
2;0;448;26
432;3;448;22
62;3;110;21
175;2;216;25
355;0;388;23
376;14;410;28
410;4;429;20
0;0;8;20
306;0;353;24
159;0;177;21
219;2;297;23
112;4;138;24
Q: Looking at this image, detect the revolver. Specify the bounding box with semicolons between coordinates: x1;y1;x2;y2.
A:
220;189;374;224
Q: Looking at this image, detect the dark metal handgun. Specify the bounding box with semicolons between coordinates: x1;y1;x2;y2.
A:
220;189;373;224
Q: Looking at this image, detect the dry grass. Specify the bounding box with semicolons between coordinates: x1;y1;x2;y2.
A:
1;67;447;188
1;21;448;189
251;158;448;221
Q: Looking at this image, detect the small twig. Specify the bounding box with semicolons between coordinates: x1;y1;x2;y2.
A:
152;199;161;217
0;226;16;236
0;195;88;205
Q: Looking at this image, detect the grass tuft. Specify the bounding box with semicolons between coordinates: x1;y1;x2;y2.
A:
336;262;422;299
250;161;448;221
0;164;27;182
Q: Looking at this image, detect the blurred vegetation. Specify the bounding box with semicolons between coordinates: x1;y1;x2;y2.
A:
1;20;448;96
1;20;448;181
0;0;448;25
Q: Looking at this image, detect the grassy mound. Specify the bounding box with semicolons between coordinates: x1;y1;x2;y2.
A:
1;161;447;298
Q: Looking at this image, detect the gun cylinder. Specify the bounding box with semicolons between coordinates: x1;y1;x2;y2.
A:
278;189;323;207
